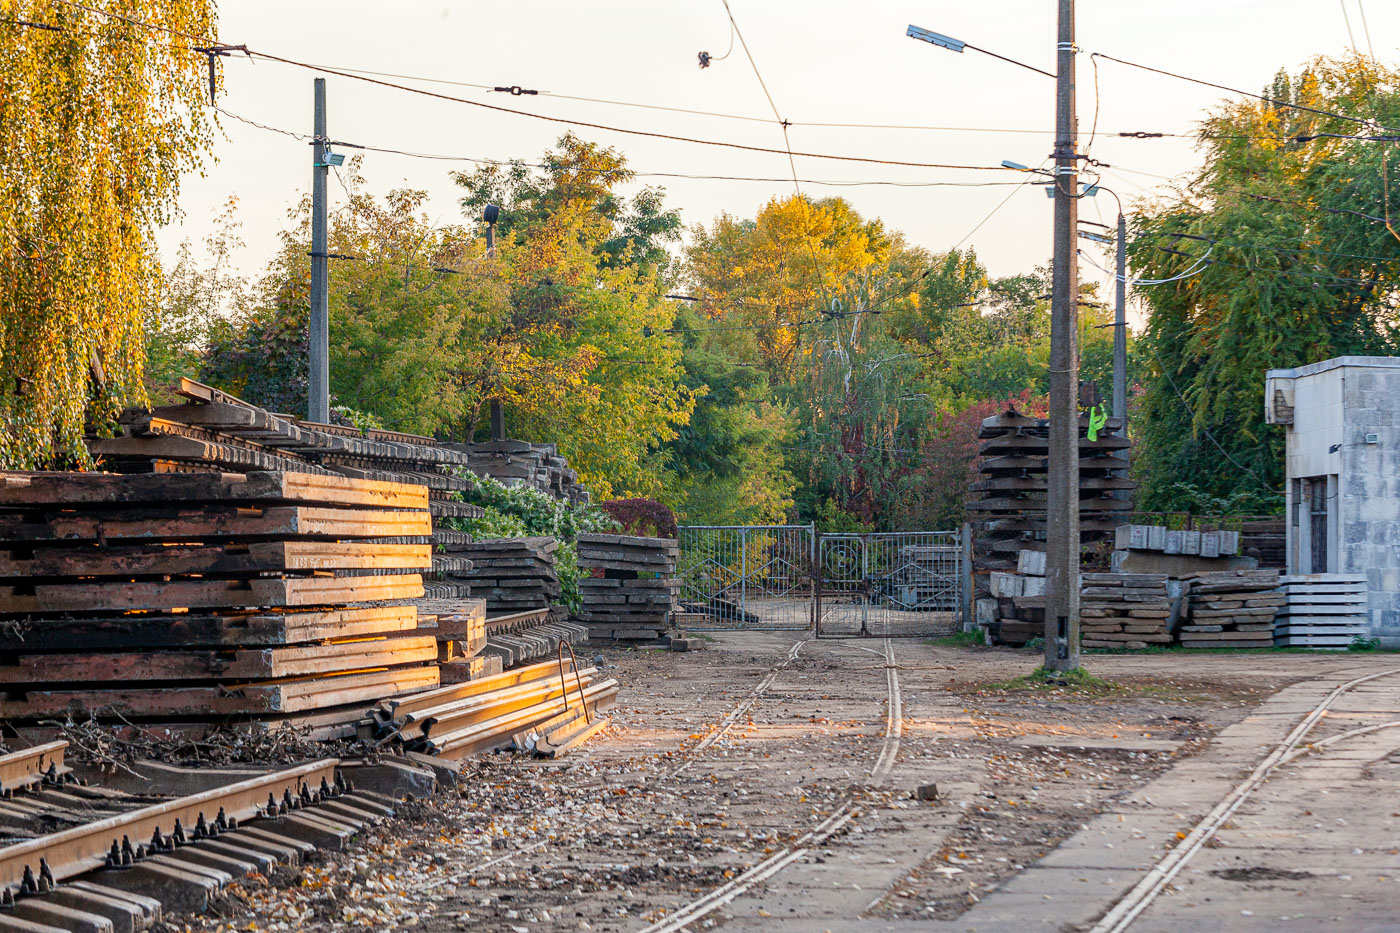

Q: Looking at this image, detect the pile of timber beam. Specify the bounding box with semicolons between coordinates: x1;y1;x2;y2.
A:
0;470;440;737
458;537;561;613
1179;569;1284;648
361;659;617;759
482;608;588;669
1079;573;1173;650
414;597;489;682
91;377;489;608
969;406;1134;570
575;533;680;642
1274;574;1369;649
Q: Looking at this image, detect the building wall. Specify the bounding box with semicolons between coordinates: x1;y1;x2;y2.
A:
1266;357;1400;644
1340;366;1400;640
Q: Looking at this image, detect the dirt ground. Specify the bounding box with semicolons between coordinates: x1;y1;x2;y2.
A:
186;633;1394;933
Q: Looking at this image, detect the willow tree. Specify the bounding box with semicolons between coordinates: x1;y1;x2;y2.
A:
0;0;217;467
1128;57;1400;512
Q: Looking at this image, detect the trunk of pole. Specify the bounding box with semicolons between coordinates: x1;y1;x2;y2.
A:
1113;212;1128;432
1044;0;1081;673
308;78;330;424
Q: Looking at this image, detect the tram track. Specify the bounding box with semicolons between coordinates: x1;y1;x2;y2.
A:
1090;665;1400;933
429;632;815;887
637;637;905;933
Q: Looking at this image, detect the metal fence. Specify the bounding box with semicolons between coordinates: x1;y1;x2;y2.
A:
676;525;816;631
816;532;964;637
677;525;969;636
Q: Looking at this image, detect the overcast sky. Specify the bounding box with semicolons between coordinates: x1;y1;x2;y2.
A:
161;0;1398;311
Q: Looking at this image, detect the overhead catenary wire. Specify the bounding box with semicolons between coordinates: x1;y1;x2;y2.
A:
48;0;1016;172
1092;51;1397;133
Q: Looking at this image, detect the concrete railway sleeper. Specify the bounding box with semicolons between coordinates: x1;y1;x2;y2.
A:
0;756;402;932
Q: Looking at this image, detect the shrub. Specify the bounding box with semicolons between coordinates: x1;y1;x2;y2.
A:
599;497;678;539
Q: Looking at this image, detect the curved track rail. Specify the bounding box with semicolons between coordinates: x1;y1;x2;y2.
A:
1090;665;1400;933
431;634;814;887
637;637;904;933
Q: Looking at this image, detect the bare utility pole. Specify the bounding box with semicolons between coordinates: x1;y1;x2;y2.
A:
1113;212;1128;432
308;77;330;424
1044;0;1081;673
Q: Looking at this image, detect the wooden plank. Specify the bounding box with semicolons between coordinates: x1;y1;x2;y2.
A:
0;605;418;650
0;541;431;579
0;635;438;683
0;574;424;613
0;470;442;508
0;505;431;543
0;666;441;718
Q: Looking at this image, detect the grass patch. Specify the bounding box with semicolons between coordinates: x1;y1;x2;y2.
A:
980;665;1123;696
926;630;985;649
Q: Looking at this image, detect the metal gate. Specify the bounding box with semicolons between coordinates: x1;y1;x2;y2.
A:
678;525;968;636
677;525;815;631
816;532;965;638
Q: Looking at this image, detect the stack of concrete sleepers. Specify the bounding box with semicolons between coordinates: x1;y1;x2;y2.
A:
576;533;679;641
459;537;561;614
1274;574;1369;648
1179;569;1283;648
1079;573;1173;650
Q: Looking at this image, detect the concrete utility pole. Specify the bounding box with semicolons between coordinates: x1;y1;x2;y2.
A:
1044;0;1081;673
308;77;330;424
1113;212;1128;433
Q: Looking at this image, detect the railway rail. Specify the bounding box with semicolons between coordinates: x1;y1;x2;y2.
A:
0;744;397;931
1090;665;1400;933
637;637;904;933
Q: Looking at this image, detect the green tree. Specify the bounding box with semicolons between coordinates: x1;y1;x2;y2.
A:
150;198;246;401
0;0;218;466
1128;56;1400;510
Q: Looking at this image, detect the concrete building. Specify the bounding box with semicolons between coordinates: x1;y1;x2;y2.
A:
1265;356;1400;644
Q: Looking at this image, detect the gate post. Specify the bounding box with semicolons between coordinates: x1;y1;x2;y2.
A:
740;526;749;626
961;522;975;632
812;526;822;635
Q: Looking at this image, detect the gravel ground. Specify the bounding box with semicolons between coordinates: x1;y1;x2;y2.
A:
180;636;1355;933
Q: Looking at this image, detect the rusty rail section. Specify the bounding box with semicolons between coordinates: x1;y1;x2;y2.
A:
0;757;338;899
0;741;69;794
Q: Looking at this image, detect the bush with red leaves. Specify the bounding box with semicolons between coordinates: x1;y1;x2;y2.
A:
599;498;679;539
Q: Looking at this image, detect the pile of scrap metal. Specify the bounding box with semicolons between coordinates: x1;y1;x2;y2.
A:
360;656;616;759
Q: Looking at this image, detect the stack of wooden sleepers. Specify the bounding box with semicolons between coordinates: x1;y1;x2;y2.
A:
0;470;440;738
969;407;1134;570
1179;569;1283;648
483;608;588;668
1274;574;1369;649
361;658;617;759
87;377;484;600
414;597;490;683
1080;573;1174;650
576;533;679;642
458;537;561;613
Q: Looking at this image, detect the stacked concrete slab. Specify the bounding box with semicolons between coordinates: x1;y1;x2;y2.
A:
1274;574;1369;648
1179;569;1283;648
459;537;561;613
1079;573;1173;650
576;533;679;641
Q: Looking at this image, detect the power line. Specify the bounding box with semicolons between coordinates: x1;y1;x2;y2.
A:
48;0;1015;173
1092;52;1394;133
